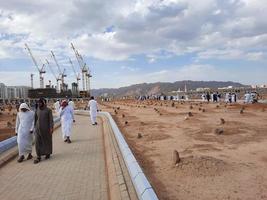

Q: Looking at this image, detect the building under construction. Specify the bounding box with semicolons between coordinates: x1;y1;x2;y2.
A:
24;43;92;99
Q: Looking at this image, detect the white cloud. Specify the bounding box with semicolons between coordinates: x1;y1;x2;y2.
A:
0;0;266;61
0;0;267;88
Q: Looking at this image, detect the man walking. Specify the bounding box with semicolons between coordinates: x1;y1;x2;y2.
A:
15;103;35;163
88;96;98;125
34;98;54;164
54;99;60;115
59;100;75;143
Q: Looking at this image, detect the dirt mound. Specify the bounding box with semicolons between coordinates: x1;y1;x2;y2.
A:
176;156;230;177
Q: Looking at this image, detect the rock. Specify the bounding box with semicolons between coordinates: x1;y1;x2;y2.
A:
184;116;189;120
188;112;193;117
173;150;181;165
125;121;128;125
214;128;224;135
220;118;225;125
137;133;142;139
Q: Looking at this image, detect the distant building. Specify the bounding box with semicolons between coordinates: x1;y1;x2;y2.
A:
71;82;79;97
0;83;30;100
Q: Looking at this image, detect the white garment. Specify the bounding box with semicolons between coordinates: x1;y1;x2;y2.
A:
88;100;98;124
54;101;60;114
231;94;235;103
244;93;251;103
59;105;74;139
15;111;35;156
201;94;206;101
225;93;230;103
68;101;75;110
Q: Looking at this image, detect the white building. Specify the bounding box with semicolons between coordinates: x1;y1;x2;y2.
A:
0;83;30;99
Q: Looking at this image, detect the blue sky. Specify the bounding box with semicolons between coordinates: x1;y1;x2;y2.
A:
0;0;267;89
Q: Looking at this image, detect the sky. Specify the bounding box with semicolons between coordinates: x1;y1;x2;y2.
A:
0;0;267;89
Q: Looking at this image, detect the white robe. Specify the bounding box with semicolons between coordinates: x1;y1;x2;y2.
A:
59;105;74;139
15;111;35;156
225;93;230;103
54;101;60;115
244;93;251;103
68;101;75;110
231;94;236;103
88;100;98;124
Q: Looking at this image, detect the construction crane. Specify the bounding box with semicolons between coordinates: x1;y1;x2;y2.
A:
45;59;61;93
78;53;92;96
51;51;67;92
85;67;92;96
69;58;80;92
25;43;46;88
70;43;88;92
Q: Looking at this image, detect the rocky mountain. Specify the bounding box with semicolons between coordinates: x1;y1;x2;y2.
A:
91;80;248;97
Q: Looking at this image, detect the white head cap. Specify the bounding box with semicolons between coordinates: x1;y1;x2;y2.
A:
19;103;30;111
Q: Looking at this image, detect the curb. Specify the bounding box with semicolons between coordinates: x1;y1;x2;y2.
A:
75;110;159;200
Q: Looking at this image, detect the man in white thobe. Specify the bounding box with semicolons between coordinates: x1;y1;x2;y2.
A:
15;103;35;163
59;100;75;143
54;99;60;115
68;99;75;110
88;96;98;125
244;92;251;104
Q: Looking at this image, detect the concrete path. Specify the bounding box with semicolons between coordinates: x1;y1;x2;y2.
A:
0;115;108;200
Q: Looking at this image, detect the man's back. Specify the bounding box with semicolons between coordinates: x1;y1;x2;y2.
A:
88;100;97;111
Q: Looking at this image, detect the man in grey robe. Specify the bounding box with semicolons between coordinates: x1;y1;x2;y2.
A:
34;98;54;164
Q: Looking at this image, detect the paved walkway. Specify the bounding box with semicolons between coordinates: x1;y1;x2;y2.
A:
0;115;108;200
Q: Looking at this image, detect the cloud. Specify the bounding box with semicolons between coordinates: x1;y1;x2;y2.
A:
0;0;266;61
0;0;267;88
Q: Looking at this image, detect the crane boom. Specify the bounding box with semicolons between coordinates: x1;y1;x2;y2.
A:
51;51;62;74
24;43;45;88
25;43;40;72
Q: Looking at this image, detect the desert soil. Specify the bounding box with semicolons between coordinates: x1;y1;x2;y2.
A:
100;100;267;200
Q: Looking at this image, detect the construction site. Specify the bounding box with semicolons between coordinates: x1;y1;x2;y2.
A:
24;43;92;99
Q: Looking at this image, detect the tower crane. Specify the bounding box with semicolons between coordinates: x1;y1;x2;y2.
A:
70;43;88;92
51;51;67;92
25;43;46;88
45;59;61;93
85;67;92;96
78;52;92;96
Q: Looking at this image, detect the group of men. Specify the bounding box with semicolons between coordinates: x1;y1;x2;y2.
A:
15;96;98;164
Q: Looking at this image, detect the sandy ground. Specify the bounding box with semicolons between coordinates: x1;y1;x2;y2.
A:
100;100;267;200
0;106;17;141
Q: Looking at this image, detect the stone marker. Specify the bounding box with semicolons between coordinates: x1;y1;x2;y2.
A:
214;128;224;135
173;150;181;165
